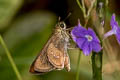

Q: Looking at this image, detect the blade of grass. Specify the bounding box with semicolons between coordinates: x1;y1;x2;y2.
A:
0;35;22;80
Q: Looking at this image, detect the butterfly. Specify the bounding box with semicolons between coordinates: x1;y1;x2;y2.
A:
29;21;71;74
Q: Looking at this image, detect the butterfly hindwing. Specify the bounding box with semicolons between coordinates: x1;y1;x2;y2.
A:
47;33;65;69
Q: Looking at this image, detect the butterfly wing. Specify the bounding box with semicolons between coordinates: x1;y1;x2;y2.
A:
47;43;65;69
29;36;55;74
64;52;70;71
47;30;69;70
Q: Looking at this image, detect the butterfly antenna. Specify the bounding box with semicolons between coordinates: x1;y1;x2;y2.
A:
63;12;72;21
58;17;61;22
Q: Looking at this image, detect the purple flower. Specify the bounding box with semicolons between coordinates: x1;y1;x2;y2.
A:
71;22;102;56
104;14;120;44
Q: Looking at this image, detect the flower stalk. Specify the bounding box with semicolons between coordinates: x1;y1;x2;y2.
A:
75;1;105;80
91;1;105;80
91;51;103;80
76;50;81;80
0;35;22;80
76;0;96;28
76;0;86;18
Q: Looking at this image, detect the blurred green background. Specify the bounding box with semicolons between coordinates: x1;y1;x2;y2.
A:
0;0;120;80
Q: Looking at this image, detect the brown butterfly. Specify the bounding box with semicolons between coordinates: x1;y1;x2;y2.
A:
29;21;70;74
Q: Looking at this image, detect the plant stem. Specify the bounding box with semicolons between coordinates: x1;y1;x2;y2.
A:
84;17;89;27
91;51;103;80
76;50;81;80
76;0;86;18
0;35;22;80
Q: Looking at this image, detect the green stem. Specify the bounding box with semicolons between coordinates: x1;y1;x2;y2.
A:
91;51;103;80
86;0;96;17
81;0;85;12
76;0;86;18
0;35;22;80
76;50;81;80
84;17;89;28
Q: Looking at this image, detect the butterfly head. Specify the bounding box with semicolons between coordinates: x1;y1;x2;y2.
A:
56;21;66;29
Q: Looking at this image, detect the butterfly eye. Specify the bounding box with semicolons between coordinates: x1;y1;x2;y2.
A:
59;22;66;29
60;23;65;28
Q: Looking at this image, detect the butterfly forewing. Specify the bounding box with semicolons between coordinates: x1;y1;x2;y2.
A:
29;36;55;74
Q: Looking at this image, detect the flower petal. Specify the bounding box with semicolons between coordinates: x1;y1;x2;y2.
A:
91;41;102;52
104;30;115;39
116;28;120;44
110;14;119;29
76;37;87;49
82;41;92;56
71;26;87;38
88;28;100;42
71;32;77;42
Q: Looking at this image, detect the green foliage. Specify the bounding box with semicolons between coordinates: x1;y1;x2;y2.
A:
0;0;23;30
